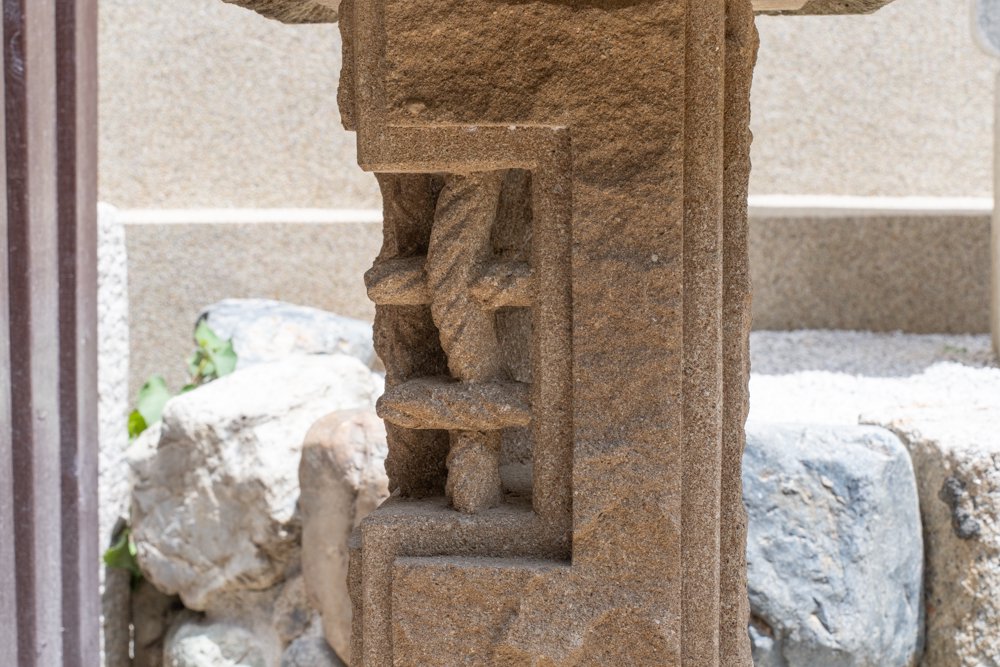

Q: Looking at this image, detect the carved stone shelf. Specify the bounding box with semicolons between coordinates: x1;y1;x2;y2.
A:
377;378;532;431
222;0;897;23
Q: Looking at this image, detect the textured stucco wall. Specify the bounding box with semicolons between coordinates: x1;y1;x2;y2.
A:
122;206;991;395
104;0;997;393
752;1;995;197
124;214;381;396
100;0;996;206
99;0;379;209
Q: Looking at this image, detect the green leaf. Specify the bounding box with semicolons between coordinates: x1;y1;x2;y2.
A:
135;374;171;426
194;319;224;350
188;321;238;385
180;383;198;394
212;340;238;378
103;527;143;587
187;351;202;379
127;409;148;440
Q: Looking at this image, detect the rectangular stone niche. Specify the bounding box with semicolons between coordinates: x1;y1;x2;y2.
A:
365;167;571;522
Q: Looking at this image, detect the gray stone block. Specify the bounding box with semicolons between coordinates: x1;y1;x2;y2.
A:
198;298;378;371
744;423;924;667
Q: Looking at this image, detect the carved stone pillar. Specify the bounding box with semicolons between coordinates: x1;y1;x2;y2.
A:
333;0;893;663
215;0;899;663
975;0;1000;358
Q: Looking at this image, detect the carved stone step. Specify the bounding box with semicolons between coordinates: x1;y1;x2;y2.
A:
366;258;533;308
377;378;531;430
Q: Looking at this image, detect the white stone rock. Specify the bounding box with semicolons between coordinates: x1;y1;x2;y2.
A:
198;299;378;370
299;410;388;663
164;614;271;667
749;330;1000;667
200;573;315;654
975;0;1000;57
97;202;133;667
98;202;132;547
130;354;380;610
281;636;346;667
744;423;924;667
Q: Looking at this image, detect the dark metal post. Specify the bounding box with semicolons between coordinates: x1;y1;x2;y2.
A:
2;0;99;664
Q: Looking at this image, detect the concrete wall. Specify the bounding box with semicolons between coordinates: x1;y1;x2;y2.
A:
123;202;992;395
101;0;996;206
102;0;997;393
752;2;995;197
99;0;379;209
124;211;381;396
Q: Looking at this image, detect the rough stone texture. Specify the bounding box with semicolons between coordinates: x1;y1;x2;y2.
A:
749;211;991;334
164;614;271;667
760;0;894;15
99;0;992;215
221;0;339;23
299;410;389;663
132;580;185;667
975;0;1000;56
124;215;382;397
204;0;903;662
281;636;347;667
198;298;378;370
99;0;380;209
337;0;763;662
129;354;380;610
97;202;133;667
868;404;1000;667
748;331;1000;667
743;423;923;667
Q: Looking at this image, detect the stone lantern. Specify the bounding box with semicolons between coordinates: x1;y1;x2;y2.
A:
219;0;899;664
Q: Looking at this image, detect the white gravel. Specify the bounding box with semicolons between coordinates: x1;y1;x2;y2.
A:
749;330;1000;428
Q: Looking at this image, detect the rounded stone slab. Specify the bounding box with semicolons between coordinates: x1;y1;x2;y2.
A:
756;0;897;14
221;0;339;23
224;0;894;22
975;0;1000;57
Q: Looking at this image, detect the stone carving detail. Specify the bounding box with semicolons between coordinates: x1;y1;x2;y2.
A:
334;0;898;663
203;0;902;663
367;171;532;513
342;0;759;662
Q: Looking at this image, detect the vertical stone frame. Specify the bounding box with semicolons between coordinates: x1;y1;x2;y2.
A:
342;0;758;664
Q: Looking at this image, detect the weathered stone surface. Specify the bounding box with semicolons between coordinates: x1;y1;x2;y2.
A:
196;0;904;663
743;423;923;667
281;636;347;667
339;0;762;662
221;0;338;23
98;203;131;546
198;298;378;371
975;0;1000;56
130;354;380;610
164;614;270;667
132;579;184;667
758;0;895;14
200;574;316;655
98;201;133;667
975;0;1000;358
299;410;389;663
868;400;1000;667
